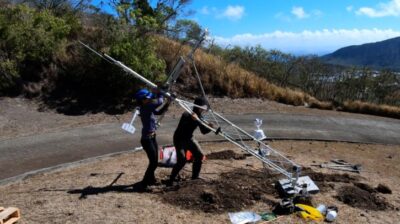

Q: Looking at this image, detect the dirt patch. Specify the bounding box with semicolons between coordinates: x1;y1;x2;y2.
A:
160;168;279;213
354;182;376;193
1;141;400;223
301;168;360;192
336;185;392;211
303;168;359;183
376;184;392;194
206;150;248;160
160;167;369;213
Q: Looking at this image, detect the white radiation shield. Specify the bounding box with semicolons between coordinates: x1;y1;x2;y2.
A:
122;109;139;134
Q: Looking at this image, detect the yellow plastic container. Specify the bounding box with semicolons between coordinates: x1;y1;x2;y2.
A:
295;204;324;221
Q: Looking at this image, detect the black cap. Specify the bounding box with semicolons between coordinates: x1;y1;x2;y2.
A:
194;97;208;107
193;97;208;115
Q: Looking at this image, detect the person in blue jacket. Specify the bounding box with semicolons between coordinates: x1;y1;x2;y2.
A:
135;88;169;190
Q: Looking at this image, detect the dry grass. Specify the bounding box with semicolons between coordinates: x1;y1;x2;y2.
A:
156;37;400;119
156;37;310;106
342;100;400;119
308;98;334;110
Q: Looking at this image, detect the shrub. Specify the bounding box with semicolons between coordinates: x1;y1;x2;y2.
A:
43;16;167;114
308;97;334;110
0;4;71;94
342;101;400;119
0;59;19;95
110;35;166;84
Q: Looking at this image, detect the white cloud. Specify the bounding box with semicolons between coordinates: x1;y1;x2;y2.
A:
346;6;353;12
291;6;309;19
356;0;400;17
275;12;291;22
312;10;323;17
276;9;320;21
212;29;400;55
200;6;218;15
200;6;209;15
221;5;245;21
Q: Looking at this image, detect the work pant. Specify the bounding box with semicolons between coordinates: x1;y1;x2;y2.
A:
140;135;158;186
170;137;204;181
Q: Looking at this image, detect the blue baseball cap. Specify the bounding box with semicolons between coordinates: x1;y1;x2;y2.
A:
135;88;153;100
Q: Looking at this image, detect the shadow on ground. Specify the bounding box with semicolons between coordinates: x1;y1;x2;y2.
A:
67;183;142;199
40;93;134;116
66;172;147;199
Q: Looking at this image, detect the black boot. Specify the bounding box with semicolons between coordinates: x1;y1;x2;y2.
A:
192;161;202;179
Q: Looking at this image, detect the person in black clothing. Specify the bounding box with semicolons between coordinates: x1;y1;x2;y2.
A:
168;97;213;185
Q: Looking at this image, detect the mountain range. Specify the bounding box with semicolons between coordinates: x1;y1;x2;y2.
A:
321;36;400;71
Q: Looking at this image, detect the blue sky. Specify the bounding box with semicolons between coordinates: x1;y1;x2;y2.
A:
94;0;400;55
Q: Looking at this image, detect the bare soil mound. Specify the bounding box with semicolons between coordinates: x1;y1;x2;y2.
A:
206;150;248;160
354;182;376;193
336;185;392;211
301;168;360;192
160;168;279;213
160;167;369;213
376;184;392;194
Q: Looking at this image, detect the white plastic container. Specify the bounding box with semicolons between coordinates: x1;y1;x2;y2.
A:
316;204;327;215
326;210;337;222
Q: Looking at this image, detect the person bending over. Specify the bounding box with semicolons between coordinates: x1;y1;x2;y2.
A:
167;97;214;185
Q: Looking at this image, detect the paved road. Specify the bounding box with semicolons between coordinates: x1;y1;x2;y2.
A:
0;113;399;180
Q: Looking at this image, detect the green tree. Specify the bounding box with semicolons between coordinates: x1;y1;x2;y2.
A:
371;70;399;104
25;0;92;14
0;4;71;94
114;0;191;37
172;19;202;41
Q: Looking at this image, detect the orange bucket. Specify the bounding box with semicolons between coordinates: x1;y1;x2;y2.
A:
186;150;192;161
186;150;206;161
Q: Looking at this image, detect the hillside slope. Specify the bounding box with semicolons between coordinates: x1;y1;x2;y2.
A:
156;37;400;119
156;37;314;106
322;36;400;70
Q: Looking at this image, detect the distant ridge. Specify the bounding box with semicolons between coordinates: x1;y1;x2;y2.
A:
321;36;400;71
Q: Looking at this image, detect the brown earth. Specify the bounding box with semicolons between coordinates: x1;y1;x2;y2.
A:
1;97;400;223
1;141;399;223
206;150;248;160
160;168;279;213
336;185;392;211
